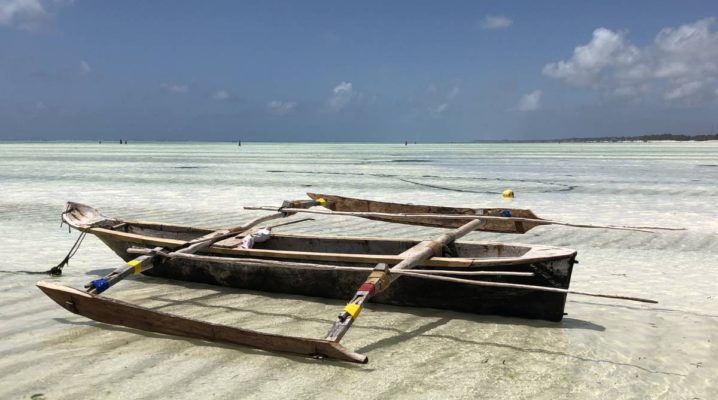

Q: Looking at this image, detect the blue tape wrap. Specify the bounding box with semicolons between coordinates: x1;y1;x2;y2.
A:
91;278;110;294
500;209;512;218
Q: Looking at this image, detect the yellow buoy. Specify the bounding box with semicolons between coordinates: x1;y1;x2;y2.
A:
502;189;514;198
315;198;328;207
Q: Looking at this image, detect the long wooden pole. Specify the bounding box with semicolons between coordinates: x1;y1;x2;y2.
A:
324;219;485;343
246;206;684;232
396;270;657;304
124;247;653;303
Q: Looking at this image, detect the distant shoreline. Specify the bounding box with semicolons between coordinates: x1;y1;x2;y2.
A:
1;133;717;144
472;133;718;143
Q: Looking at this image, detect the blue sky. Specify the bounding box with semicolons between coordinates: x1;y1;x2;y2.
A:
1;1;717;141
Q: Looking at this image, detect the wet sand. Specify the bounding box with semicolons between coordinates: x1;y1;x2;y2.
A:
0;142;716;399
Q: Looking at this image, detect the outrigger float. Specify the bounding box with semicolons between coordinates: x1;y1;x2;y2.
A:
37;193;674;363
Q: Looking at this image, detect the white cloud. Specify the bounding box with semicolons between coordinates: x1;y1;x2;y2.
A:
518;90;542;111
0;0;46;29
447;85;460;99
480;15;513;30
427;103;449;118
212;90;230;100
425;84;459;117
162;83;189;95
327;81;356;111
268;100;296;115
0;0;72;30
543;18;718;104
80;60;91;74
543;28;639;86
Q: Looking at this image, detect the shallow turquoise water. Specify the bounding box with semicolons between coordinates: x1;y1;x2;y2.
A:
0;141;716;399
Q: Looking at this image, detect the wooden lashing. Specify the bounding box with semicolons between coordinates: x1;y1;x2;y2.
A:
86;247;162;294
324;264;390;342
324;219;485;343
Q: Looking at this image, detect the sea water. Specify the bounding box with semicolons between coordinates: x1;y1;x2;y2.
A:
0;141;716;399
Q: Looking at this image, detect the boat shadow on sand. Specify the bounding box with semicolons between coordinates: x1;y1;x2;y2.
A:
84;270;606;334
62;273;616;363
48;275;689;376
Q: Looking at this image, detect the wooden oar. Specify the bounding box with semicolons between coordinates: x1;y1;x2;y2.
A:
245;206;684;233
85;211;288;294
324;219;485;343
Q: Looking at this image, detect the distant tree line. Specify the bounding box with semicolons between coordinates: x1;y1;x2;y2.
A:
474;133;718;143
553;133;718;142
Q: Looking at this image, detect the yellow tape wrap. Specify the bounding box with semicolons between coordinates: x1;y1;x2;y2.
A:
128;259;142;274
343;303;362;319
316;198;328;207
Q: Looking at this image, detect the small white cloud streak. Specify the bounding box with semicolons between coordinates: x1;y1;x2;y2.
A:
80;60;91;74
428;103;449;118
447;85;460;99
162;83;189;95
327;81;356;111
518;90;542;111
481;15;513;30
543;17;718;104
0;0;46;29
0;0;72;30
268;100;296;115
212;90;230;100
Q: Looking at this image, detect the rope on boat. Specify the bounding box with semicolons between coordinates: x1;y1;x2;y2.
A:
46;231;87;276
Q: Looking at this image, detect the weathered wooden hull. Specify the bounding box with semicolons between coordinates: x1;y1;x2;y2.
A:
96;235;576;322
307;193;549;233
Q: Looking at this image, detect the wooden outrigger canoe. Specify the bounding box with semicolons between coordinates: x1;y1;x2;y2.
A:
37;200;580;362
51;202;577;320
307;192;545;233
37;196;659;363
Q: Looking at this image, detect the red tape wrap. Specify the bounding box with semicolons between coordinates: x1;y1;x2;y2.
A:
358;282;376;295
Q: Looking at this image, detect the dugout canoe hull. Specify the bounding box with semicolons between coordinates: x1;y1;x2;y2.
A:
306;193;549;233
62;202;577;321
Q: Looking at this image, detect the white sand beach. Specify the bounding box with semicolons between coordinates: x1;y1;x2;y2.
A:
0;141;716;399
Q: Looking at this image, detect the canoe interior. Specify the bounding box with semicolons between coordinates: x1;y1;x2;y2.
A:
116;222;535;259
